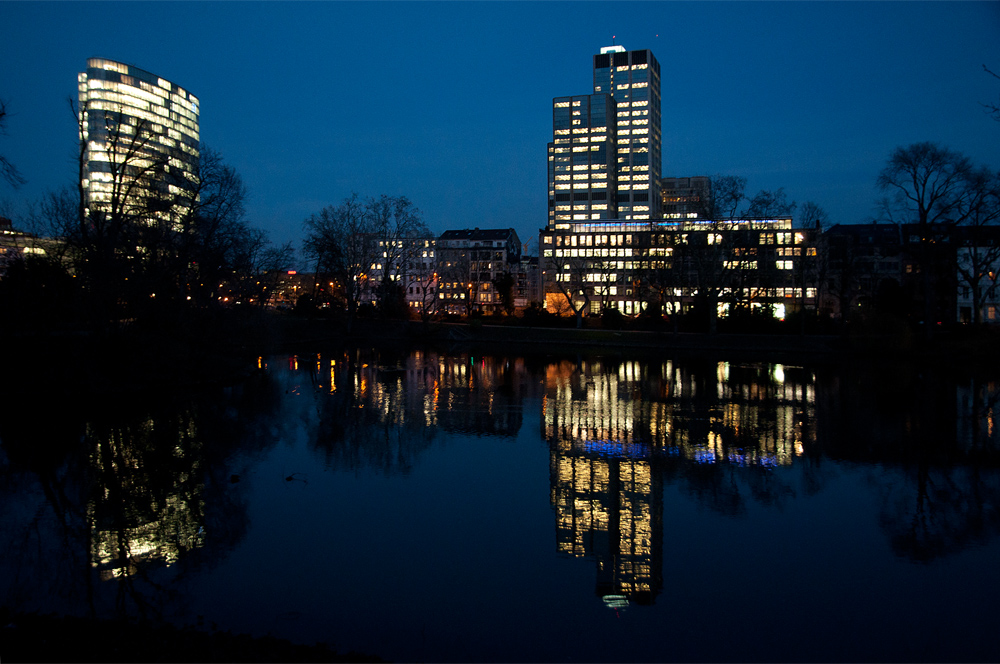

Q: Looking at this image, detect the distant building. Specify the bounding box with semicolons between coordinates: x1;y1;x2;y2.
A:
436;228;522;315
0;216;58;276
954;225;1000;324
819;223;1000;326
78;58;200;223
352;235;438;314
661;176;711;220
514;255;542;309
820;224;907;319
401;237;438;316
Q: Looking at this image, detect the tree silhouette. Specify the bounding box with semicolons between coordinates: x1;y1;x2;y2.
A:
983;65;1000;123
0;99;26;188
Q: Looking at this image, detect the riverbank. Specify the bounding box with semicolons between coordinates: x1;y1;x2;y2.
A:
273;315;1000;367
4;313;997;403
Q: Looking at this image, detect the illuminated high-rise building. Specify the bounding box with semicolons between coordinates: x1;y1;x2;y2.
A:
548;46;661;225
78;58;200;221
547;94;617;224
592;46;661;220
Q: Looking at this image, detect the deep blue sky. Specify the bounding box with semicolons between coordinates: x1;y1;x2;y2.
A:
2;1;999;259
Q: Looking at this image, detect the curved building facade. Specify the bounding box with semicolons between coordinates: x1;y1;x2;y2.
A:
78;58;200;221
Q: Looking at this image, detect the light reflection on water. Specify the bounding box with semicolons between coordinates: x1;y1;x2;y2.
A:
2;349;1000;662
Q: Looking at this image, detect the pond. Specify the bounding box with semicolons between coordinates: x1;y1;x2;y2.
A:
2;347;1000;662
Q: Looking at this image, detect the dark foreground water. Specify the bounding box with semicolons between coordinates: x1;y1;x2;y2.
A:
3;348;1000;662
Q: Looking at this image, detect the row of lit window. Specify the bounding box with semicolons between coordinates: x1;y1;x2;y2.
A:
87;77;197;118
555;248;635;259
86;80;171;110
555;183;608;191
84;101;199;141
557;234;632;247
91;58;198;102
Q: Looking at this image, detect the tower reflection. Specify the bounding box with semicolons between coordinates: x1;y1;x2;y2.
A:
543;358;817;606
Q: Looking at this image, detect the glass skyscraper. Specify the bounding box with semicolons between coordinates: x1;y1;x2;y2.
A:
548;45;661;224
78;58;200;221
548;93;617;224
592;46;661;220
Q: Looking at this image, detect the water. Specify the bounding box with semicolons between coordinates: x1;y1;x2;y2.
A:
2;348;999;662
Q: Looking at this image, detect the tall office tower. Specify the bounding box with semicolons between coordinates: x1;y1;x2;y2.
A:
547;93;617;225
78;58;200;222
592;46;661;220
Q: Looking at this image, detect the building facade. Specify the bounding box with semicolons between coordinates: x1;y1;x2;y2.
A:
548;94;617;224
661;176;711;220
548;46;662;228
0;217;54;276
402;237;439;315
436;228;522;315
540;218;820;318
78;58;200;223
514;255;542;309
352;235;438;314
593;46;662;220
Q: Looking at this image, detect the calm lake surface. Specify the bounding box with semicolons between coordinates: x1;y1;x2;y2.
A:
3;347;1000;662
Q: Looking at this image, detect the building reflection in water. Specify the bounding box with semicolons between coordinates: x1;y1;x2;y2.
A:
296;348;538;441
544;358;817;606
86;412;206;584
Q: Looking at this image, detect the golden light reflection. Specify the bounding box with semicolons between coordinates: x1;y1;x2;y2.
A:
543;358;819;604
87;416;206;582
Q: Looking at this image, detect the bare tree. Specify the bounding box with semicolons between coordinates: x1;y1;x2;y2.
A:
877;143;973;230
745;187;797;218
695;174;745;219
365;194;428;313
227;228;295;307
641;233;691;332
178;147;252;306
302;193;376;319
544;253;593;328
792;202;827;327
877;142;975;331
797;201;829;230
63;97;184;326
0;99;26;188
492;271;516;316
983;65;1000;123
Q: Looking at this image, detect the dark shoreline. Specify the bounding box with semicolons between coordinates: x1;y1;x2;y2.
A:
0;610;384;663
4;314;1000;402
274;316;1000;369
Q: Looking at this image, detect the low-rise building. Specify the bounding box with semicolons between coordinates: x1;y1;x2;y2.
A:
436;228;522;315
540;217;820;318
0;216;61;276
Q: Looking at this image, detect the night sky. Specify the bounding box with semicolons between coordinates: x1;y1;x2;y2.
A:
2;2;998;263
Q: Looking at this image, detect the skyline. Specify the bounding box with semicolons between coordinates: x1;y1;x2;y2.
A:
2;2;999;258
